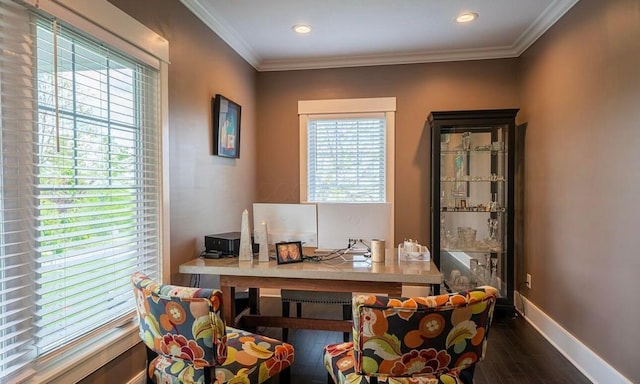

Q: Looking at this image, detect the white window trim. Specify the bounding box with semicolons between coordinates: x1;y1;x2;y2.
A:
11;1;170;382
23;0;169;67
298;97;396;205
298;97;396;240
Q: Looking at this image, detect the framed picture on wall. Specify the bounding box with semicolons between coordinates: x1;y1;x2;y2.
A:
275;241;304;264
212;94;241;158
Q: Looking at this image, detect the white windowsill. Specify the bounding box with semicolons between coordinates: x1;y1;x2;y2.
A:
30;320;140;383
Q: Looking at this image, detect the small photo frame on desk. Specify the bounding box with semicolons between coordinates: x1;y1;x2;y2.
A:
275;241;303;264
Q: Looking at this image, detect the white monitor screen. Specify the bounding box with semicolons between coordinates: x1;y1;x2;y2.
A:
252;203;318;247
316;203;392;251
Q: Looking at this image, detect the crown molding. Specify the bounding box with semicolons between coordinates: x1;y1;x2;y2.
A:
512;0;581;55
180;0;579;72
179;0;261;69
259;46;519;72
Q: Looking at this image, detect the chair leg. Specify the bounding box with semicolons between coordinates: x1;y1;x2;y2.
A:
342;304;351;342
279;365;291;384
204;366;212;384
459;364;476;384
281;301;290;341
145;345;157;384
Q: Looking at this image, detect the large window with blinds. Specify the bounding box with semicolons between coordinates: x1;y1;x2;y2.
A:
0;0;162;381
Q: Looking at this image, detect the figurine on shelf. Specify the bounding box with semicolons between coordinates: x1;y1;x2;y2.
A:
461;132;471;150
487;218;498;241
489;257;501;289
488;193;500;212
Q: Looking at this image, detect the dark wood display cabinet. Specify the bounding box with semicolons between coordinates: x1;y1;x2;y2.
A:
428;109;523;314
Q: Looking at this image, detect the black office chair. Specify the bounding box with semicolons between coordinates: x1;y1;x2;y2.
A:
281;289;352;342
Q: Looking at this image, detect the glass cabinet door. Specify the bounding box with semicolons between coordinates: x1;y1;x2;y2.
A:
429;110;520;313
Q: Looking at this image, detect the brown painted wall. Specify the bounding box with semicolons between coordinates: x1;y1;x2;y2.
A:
106;0;258;285
519;0;640;381
256;61;519;244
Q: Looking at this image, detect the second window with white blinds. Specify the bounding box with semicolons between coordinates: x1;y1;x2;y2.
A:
307;114;386;203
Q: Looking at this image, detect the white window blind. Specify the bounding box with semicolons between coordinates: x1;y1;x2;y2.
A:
0;0;161;380
307;116;386;202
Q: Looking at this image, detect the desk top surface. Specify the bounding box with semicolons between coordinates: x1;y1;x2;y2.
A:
179;249;441;285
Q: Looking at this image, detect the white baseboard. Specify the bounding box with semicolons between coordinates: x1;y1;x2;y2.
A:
516;292;632;384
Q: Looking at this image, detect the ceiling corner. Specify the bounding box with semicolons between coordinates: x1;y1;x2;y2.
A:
511;0;581;56
179;0;262;69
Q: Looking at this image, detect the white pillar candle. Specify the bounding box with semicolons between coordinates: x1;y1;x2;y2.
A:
258;221;269;262
238;209;253;261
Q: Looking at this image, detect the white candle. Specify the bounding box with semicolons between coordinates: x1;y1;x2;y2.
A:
238;209;253;261
259;221;269;262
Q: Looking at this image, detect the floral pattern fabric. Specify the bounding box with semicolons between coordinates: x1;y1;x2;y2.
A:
132;272;295;383
324;286;498;384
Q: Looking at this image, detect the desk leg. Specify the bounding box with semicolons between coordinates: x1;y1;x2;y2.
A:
248;288;259;315
221;284;236;326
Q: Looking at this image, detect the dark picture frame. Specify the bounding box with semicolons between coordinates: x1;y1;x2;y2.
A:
275;241;304;264
212;94;241;158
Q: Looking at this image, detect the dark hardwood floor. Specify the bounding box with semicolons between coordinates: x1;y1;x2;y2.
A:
255;297;592;384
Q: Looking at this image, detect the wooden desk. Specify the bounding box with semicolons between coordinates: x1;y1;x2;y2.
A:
179;251;441;332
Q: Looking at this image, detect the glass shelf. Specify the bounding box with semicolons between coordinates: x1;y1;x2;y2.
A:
440;148;506;154
441;208;507;213
440;178;507;182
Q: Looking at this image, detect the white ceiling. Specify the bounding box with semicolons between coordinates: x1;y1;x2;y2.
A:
179;0;579;72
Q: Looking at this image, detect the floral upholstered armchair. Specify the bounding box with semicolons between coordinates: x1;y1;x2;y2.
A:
132;272;295;384
323;286;498;384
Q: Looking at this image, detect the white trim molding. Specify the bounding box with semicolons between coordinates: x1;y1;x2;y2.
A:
178;0;260;68
516;293;633;384
24;0;169;66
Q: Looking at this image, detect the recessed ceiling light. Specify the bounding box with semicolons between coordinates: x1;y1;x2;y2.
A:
292;24;312;34
456;12;478;23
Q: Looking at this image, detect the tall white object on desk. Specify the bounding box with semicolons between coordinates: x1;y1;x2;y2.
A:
239;209;253;261
258;221;269;262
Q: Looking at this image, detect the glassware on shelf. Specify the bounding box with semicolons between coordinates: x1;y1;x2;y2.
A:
448;269;470;292
489;257;501;289
444;230;454;249
469;258;479;287
457;226;477;249
488;193;500;212
483;254;492;281
462;132;471;150
491;141;504;151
